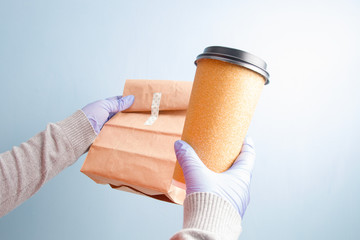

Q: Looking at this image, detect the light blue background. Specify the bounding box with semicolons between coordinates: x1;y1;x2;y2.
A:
1;0;360;239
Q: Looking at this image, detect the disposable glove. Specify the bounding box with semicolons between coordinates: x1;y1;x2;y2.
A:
174;137;255;218
81;95;135;134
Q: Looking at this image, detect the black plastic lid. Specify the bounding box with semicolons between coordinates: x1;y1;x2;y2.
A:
195;46;270;85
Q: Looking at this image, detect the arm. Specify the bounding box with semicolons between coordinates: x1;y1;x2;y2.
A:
0;95;134;217
0;111;96;217
171;137;256;240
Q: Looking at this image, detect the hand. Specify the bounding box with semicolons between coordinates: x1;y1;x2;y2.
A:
174;137;255;218
81;95;135;134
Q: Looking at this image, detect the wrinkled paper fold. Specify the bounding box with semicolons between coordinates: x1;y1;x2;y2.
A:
81;79;193;204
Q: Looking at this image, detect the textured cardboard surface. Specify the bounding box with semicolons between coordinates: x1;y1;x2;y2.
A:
173;59;265;184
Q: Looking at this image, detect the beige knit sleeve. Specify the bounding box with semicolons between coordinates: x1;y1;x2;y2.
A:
171;192;242;240
0;110;96;217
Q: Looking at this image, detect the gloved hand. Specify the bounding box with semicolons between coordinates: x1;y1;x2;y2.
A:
81;95;135;134
174;137;255;218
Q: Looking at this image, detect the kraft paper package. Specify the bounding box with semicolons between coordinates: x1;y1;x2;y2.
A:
81;79;192;204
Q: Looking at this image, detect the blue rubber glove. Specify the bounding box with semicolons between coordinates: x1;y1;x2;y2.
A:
81;95;135;134
174;137;255;218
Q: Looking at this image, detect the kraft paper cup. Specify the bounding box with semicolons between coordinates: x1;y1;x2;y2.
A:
173;46;270;186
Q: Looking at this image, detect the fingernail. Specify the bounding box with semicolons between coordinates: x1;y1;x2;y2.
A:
124;95;135;103
174;140;183;151
244;136;255;148
121;95;135;109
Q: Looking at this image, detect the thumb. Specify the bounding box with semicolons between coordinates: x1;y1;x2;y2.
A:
174;140;208;177
229;136;256;174
106;95;135;113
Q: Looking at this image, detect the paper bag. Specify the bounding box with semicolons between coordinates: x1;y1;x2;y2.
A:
81;79;192;204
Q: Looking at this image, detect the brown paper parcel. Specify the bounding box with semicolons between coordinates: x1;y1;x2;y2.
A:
81;79;192;204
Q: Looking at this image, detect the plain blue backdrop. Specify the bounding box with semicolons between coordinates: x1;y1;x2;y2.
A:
1;0;360;239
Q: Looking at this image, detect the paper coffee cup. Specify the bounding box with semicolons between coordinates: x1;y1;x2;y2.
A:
173;46;269;186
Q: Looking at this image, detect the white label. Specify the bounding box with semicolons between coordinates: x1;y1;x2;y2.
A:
144;92;162;126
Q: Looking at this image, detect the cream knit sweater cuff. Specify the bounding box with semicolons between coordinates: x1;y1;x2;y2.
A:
182;192;242;239
57;110;97;159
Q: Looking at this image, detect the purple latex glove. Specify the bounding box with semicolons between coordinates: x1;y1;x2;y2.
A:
81;95;135;134
174;137;255;218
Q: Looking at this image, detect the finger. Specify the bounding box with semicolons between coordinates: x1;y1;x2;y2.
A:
107;112;116;121
229;136;256;173
174;140;208;175
118;95;135;112
106;95;135;113
106;96;122;101
239;136;256;156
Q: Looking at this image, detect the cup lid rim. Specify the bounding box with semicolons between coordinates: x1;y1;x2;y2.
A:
195;46;270;85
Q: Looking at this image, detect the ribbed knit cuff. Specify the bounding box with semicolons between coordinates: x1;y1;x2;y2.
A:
56;110;97;159
183;192;242;240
